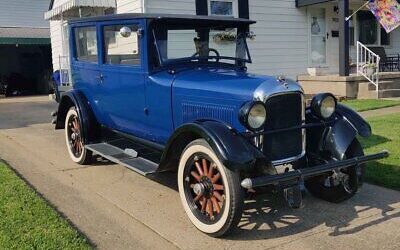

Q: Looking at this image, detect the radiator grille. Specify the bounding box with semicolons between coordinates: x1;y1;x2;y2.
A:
262;93;304;163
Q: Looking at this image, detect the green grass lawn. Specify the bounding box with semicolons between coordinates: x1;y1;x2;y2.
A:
359;113;400;190
0;161;91;249
341;99;400;112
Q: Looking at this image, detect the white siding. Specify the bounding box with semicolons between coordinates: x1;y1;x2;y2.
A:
145;0;195;14
50;20;64;70
52;0;72;8
0;0;50;28
247;0;308;78
117;0;143;13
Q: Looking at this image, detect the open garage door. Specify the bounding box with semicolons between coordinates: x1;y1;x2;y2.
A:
0;27;53;96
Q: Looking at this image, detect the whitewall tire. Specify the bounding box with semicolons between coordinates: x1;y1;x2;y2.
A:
65;107;92;165
178;139;243;237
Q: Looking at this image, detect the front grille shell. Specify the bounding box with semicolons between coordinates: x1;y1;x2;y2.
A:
261;92;305;165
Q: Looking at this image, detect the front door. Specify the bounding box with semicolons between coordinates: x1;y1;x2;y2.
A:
309;8;328;67
97;21;147;137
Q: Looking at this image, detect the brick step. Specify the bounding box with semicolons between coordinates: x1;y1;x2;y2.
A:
366;80;400;91
378;89;400;98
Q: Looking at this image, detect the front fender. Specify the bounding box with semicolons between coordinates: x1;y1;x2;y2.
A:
336;103;371;137
158;120;266;172
322;104;371;160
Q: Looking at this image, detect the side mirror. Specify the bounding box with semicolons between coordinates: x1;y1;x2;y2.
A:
120;26;132;38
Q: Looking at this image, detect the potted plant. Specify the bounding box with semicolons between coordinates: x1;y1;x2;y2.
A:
363;63;377;77
213;31;237;43
307;66;327;76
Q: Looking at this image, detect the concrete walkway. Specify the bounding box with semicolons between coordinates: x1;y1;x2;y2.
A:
0;96;399;250
359;105;400;118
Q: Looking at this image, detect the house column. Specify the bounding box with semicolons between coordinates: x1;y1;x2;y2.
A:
339;0;350;76
195;0;208;15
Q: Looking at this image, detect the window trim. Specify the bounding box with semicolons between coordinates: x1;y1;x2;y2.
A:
207;0;238;18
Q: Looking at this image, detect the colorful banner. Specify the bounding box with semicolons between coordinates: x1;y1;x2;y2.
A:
367;0;400;33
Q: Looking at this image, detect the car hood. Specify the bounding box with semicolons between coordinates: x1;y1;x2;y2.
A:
171;66;303;101
169;65;303;132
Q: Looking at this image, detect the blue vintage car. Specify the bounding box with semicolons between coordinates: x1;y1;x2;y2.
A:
54;14;388;237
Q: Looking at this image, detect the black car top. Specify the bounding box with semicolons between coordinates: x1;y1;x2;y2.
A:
67;13;256;25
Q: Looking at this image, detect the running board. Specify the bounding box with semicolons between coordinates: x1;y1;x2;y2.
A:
85;142;159;176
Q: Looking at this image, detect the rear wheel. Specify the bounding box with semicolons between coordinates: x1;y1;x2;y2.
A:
305;139;365;203
65;107;92;165
178;139;243;237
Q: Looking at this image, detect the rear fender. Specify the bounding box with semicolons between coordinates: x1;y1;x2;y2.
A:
158;120;266;172
55;90;100;144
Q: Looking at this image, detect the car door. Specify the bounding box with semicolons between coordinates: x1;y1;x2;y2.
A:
96;21;148;136
70;24;107;125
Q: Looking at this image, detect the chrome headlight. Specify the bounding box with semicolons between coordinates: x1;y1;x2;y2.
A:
239;101;267;131
311;93;337;119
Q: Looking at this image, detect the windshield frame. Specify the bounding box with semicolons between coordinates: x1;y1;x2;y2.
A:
151;22;252;68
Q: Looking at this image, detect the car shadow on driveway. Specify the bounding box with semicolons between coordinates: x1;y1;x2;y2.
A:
150;172;399;241
228;186;400;240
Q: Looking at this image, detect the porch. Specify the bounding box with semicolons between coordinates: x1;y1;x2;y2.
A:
298;72;400;98
296;0;400;98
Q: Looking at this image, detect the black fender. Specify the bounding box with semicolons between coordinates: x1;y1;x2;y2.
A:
158;120;266;172
55;90;100;144
317;104;371;160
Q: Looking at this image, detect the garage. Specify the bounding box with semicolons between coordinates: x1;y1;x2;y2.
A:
0;27;52;97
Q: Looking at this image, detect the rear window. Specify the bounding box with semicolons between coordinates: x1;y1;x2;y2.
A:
74;26;98;63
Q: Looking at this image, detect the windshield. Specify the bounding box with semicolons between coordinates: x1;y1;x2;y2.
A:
153;23;251;66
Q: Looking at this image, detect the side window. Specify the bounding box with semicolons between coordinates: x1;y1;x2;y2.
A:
74;26;98;63
103;25;140;66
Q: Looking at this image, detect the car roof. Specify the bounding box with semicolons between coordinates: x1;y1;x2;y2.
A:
68;13;256;25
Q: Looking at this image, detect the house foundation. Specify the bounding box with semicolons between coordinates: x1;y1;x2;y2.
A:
298;72;400;99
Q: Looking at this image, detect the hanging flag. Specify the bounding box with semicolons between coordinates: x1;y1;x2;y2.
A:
367;0;400;33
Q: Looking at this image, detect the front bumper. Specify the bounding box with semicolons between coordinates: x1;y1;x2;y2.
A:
241;150;389;189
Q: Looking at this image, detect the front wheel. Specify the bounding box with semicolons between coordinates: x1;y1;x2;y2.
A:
65;107;92;165
178;139;243;237
305;139;365;203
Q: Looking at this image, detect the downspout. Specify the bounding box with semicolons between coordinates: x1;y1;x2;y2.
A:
142;0;146;13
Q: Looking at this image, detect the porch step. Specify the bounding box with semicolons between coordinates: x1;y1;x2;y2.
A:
86;142;159;176
366;80;400;91
378;89;400;98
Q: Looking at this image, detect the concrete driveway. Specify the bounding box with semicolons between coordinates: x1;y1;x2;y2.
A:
0;96;399;250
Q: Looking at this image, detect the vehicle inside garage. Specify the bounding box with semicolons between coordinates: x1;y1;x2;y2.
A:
0;28;53;97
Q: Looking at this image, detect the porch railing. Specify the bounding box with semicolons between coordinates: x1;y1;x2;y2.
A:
357;41;380;91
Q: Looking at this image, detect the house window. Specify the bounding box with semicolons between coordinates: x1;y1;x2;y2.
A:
357;10;390;46
74;26;98;63
208;0;238;17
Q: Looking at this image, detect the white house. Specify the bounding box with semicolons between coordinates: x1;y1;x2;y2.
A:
45;0;400;98
0;0;52;95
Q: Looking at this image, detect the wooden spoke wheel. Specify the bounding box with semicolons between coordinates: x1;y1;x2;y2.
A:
178;139;243;237
188;156;225;222
67;114;83;158
65;107;92;165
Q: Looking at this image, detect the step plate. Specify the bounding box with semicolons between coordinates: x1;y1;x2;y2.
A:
86;143;158;176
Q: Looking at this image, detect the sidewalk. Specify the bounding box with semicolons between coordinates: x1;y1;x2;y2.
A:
359;105;400;118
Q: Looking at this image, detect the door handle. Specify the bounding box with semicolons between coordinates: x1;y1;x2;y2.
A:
96;74;105;83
